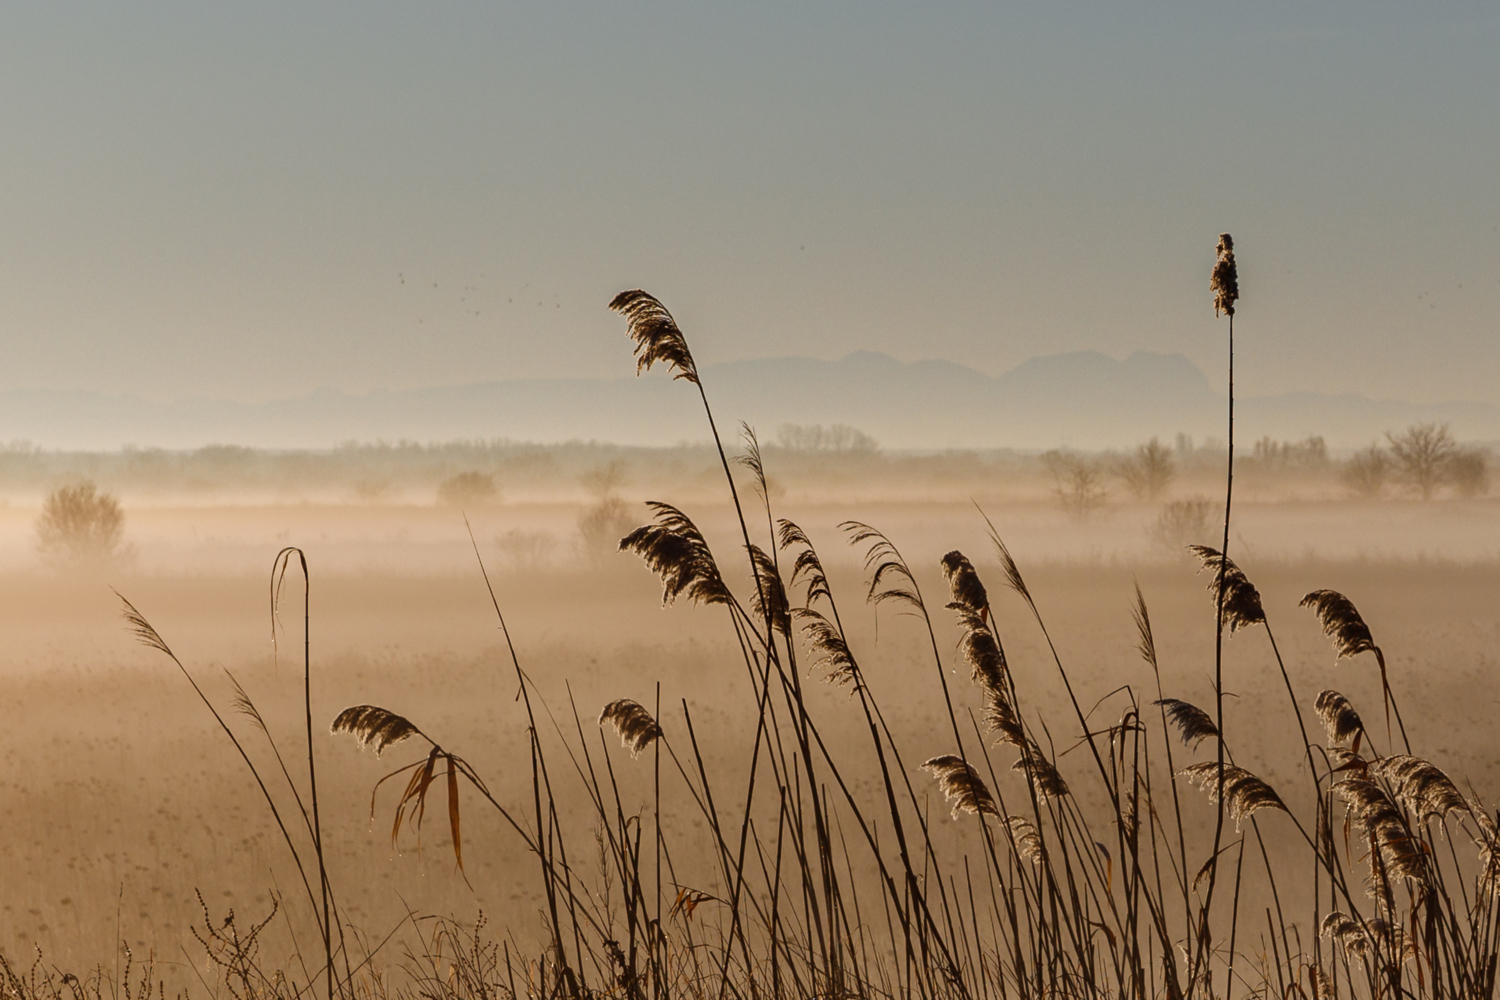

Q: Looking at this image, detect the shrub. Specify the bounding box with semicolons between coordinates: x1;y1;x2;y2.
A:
36;481;126;565
1149;496;1214;552
436;471;499;507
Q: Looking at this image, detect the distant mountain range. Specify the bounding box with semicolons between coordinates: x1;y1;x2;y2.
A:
2;351;1495;451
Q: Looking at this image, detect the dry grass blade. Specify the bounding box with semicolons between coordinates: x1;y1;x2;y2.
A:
599;699;663;757
1188;545;1265;632
669;887;717;920
1314;690;1365;750
330;705;423;756
1211;233;1238;317
922;755;1000;818
1181;762;1287;829
609;290;699;384
794;609;860;689
620;502;731;607
1300;590;1377;660
1155;698;1219;750
940;551;988;615
1369;755;1469;824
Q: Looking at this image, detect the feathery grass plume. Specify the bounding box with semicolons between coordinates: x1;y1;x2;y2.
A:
842;521;922;612
985;687;1026;747
598;699;663;757
1132;585;1158;675
609;290;699;384
1180;762;1287;829
119;592;174;657
1211;233;1238;317
777;519;832;606
1320;912;1371;959
1300;590;1377;660
1334;777;1428;893
619;502;731;607
986;529;1033;608
1155;698;1219;750
948;602;1008;693
1188;545;1265;632
1005;816;1043;863
794;609;860;689
922;755;1000;818
1314;690;1365;750
940;551;988;615
1014;743;1071;799
1306;964;1333;1000
747;543;791;636
1369;755;1469;825
330;705;423;756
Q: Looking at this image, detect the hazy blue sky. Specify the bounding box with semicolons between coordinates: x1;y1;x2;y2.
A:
1;2;1495;406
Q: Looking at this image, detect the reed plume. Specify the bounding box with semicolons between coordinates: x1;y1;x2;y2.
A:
949;602;1008;694
619;502;731;607
1300;590;1378;660
922;755;1000;818
1314;690;1365;750
599;699;663;757
1005;815;1044;863
1180;762;1287;829
1211;233;1238;318
1368;755;1468;825
794;609;860;689
1334;777;1428;893
609;290;699;384
940;551;989;616
1155;698;1220;750
777;519;832;607
747;543;791;635
1188;545;1265;632
330;705;423;756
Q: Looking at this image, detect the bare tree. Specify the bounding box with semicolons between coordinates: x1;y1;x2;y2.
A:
1450;448;1489;498
1386;423;1457;499
1116;437;1175;500
1044;451;1108;518
1341;445;1390;498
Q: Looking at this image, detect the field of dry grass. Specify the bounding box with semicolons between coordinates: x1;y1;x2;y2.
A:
3;491;1498;994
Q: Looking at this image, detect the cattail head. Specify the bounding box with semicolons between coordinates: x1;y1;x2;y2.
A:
1211;233;1238;317
1155;698;1220;750
620;502;731;608
599;699;663;757
922;755;1000;818
1189;545;1265;632
331;705;423;756
940;551;989;614
1181;761;1287;829
1300;590;1377;660
1314;690;1365;748
609;290;699;384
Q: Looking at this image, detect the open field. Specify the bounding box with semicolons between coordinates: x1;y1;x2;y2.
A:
3;490;1499;993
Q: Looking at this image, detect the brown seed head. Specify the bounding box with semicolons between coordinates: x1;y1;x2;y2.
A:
1211;233;1238;317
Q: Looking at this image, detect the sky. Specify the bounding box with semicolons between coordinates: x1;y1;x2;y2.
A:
0;1;1496;409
